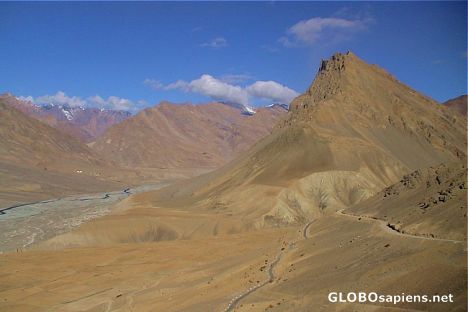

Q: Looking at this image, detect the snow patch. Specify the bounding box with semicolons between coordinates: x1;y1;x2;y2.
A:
266;103;289;110
243;105;256;115
61;108;73;121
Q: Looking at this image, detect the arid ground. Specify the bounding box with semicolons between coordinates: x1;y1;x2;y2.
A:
0;51;466;312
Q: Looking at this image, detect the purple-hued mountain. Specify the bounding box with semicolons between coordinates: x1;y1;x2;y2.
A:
0;93;131;142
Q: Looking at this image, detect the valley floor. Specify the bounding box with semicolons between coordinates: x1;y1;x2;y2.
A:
0;206;465;312
0;183;169;252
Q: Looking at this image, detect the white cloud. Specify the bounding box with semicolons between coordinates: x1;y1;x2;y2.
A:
200;37;229;49
88;95;133;111
185;74;249;107
87;95;107;106
106;96;133;111
191;26;203;33
19;91;134;111
246;81;299;104
145;74;299;108
166;80;190;91
36;91;87;108
137;99;149;106
144;78;189;91
143;78;164;90
281;16;368;47
16;95;34;103
277;36;295;48
220;74;254;84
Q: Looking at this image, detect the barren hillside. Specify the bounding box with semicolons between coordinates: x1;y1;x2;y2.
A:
133;52;466;231
0;93;130;142
92;102;287;168
444;94;467;116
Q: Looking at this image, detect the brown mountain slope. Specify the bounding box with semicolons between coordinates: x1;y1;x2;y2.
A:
347;163;467;240
46;52;467;248
0;93;131;142
444;94;467;116
130;51;466;232
5;53;466;312
0;101;99;171
91;102;286;169
0;101;134;206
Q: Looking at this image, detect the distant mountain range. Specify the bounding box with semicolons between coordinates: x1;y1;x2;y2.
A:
1;93;292;146
0;100;135;206
444;94;467;116
0;93;131;142
92;101;287;169
1;82;464;181
0;94;288;204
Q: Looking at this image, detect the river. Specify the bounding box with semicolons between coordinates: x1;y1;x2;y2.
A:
0;183;168;252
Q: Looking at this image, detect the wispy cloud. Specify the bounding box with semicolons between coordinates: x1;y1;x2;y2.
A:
191;26;203;33
262;44;280;53
220;74;254;84
143;79;164;90
200;37;229;49
16;95;34;103
137;99;149;107
431;59;446;65
278;11;372;48
88;95;133;111
18;91;135;111
144;75;299;109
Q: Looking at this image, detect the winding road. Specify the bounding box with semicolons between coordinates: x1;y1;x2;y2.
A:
223;219;315;312
337;209;464;244
222;206;465;311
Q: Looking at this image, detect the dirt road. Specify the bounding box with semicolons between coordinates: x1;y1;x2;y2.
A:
223;219;315;312
337;209;464;244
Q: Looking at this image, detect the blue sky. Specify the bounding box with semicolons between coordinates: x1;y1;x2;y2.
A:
0;1;466;112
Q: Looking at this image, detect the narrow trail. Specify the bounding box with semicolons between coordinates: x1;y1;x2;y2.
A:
337;209;465;244
302;219;316;239
222;207;464;312
223;220;315;312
